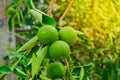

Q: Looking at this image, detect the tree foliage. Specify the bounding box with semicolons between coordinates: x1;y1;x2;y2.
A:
0;0;120;80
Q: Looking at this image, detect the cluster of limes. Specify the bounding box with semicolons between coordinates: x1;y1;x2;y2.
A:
37;25;78;79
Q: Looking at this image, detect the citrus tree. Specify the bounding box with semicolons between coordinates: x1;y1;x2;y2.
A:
0;0;120;80
0;0;93;80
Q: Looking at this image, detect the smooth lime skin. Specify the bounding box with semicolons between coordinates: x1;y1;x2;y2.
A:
49;40;70;60
37;25;58;45
59;26;77;45
47;62;66;79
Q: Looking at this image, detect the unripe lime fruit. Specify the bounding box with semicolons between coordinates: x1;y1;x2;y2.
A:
49;40;70;59
37;25;58;45
59;26;77;45
47;62;66;79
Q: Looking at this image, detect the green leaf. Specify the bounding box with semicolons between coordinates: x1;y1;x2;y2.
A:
16;52;25;59
10;59;20;71
29;9;42;23
39;75;51;80
72;63;94;80
16;8;24;25
80;67;84;80
4;52;24;61
16;9;20;25
11;0;23;7
72;67;81;76
84;63;94;71
42;14;56;26
3;54;17;61
8;15;14;32
82;63;94;80
22;57;28;67
103;57;112;63
12;0;19;3
25;62;31;71
32;46;48;79
34;9;57;27
0;65;11;74
6;45;16;52
13;68;27;78
17;36;38;52
4;0;23;15
10;52;25;71
41;59;49;67
24;0;36;9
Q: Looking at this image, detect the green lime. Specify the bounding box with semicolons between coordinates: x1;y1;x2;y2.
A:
59;26;77;45
47;62;66;79
49;40;70;60
37;25;58;45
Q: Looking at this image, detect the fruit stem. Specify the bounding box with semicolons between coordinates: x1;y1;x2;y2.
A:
75;30;84;35
65;58;72;79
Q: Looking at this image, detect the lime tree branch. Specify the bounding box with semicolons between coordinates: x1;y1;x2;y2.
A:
59;0;76;26
65;58;72;79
